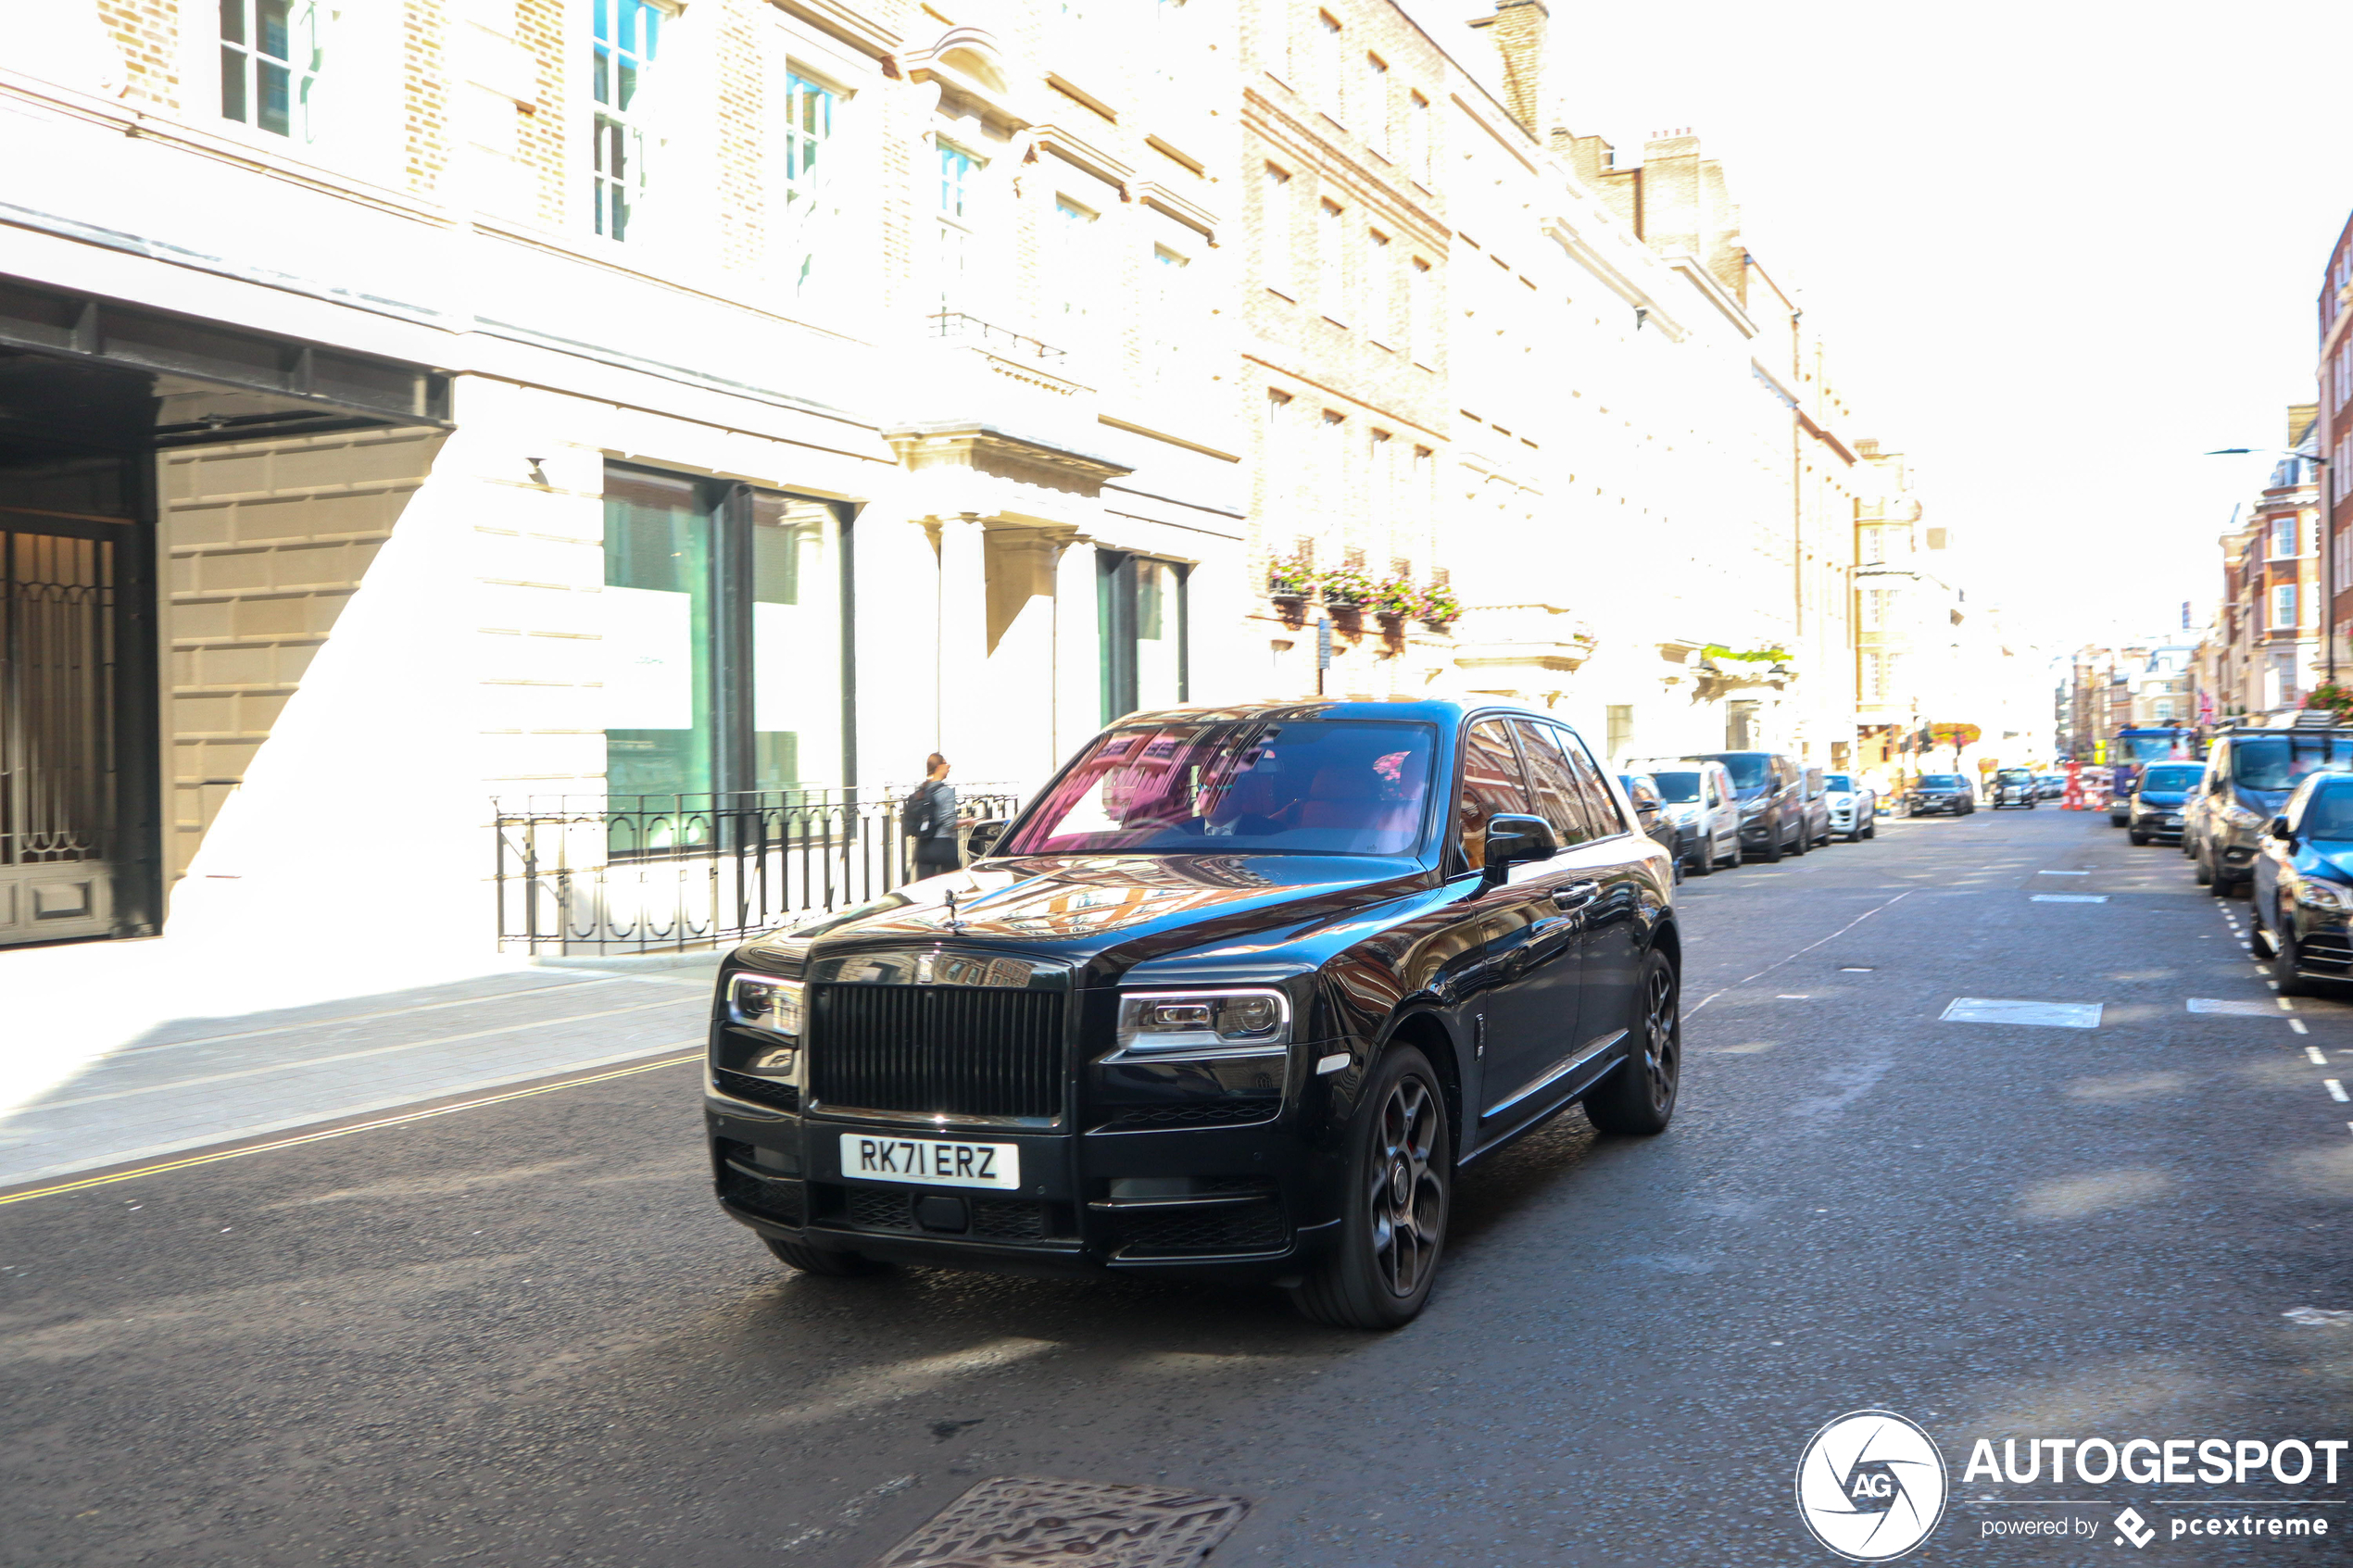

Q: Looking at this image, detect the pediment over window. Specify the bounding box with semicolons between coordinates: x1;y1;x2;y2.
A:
905;28;1026;125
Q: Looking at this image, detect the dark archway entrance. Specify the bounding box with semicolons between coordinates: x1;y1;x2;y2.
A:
0;278;447;947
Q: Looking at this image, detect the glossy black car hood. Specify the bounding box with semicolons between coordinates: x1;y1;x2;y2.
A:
736;853;1430;984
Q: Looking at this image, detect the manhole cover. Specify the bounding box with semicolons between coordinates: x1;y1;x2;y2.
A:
874;1476;1248;1568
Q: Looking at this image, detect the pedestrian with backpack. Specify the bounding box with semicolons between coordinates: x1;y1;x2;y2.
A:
904;753;960;880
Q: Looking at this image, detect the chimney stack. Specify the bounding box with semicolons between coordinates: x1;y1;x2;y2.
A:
1468;0;1548;139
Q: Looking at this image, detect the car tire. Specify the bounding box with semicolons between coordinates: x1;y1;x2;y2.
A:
2274;927;2309;997
2129;828;2150;846
1863;817;1877;840
762;1236;891;1276
1688;839;1714;876
2195;845;2214;885
1585;947;1681;1136
1290;1044;1451;1331
2249;905;2277;960
1792;822;1809;856
1758;823;1783;862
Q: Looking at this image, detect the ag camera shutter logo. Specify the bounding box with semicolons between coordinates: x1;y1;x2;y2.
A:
1795;1410;1949;1561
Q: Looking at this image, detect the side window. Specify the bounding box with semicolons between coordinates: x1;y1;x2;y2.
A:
1512;720;1596;846
1457;719;1531;871
1555;727;1627;836
1705;771;1721;806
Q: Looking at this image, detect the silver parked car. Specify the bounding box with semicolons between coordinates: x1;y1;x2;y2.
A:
1634;758;1741;876
1821;771;1878;841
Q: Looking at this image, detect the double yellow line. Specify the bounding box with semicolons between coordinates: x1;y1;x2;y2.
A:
0;1050;701;1208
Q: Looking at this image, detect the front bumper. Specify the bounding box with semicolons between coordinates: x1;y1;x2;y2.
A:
704;1059;1345;1280
1908;797;1968;814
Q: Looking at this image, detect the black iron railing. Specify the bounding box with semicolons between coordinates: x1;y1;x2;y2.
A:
928;311;1066;360
494;784;1023;954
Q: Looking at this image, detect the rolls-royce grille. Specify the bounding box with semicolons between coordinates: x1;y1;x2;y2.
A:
809;984;1066;1120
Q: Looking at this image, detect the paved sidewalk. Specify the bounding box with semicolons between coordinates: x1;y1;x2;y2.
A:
0;959;721;1189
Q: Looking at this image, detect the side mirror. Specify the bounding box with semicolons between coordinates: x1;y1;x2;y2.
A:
2269;816;2293;841
966;818;1009;857
1482;813;1559;877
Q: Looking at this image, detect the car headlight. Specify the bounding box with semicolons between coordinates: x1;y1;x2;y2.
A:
727;971;804;1045
2294;880;2353;912
2223;804;2263;833
1738;800;1766;821
1114;989;1290;1056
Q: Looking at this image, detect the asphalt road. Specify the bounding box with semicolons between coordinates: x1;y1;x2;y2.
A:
6;806;2352;1566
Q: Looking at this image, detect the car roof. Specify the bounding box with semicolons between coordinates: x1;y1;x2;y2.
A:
1114;697;1555;728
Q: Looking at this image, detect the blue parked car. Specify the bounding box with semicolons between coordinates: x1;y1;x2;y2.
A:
2125;761;2202;847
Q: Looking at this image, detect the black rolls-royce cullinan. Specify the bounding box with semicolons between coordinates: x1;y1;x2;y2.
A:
704;698;1683;1329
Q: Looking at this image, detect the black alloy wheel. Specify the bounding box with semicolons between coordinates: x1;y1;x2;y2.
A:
2273;924;2309;997
1292;1046;1451;1330
1587;948;1680;1135
763;1236;891;1276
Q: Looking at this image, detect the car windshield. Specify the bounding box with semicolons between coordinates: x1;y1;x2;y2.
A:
1701;753;1772;789
2139;765;2201;791
2232;736;2353;793
1822;773;1854;791
1997;770;2032;783
1000;718;1436;857
1919;775;1967;789
1649;771;1704;803
2119;731;2196;764
2302;785;2353;840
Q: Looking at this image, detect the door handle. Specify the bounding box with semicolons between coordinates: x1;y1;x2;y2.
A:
1552;881;1600;909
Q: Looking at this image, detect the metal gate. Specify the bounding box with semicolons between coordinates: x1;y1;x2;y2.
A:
0;527;121;945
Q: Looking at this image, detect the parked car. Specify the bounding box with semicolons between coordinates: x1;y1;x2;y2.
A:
2190;722;2353;896
1638;759;1741;874
2124;761;2201;847
1800;766;1833;847
1685;750;1808;861
1903;773;1976;816
1618;771;1683;878
1821;771;1877;841
705;698;1684;1330
2248;771;2353;994
2034;772;2066;800
1987;768;2038;809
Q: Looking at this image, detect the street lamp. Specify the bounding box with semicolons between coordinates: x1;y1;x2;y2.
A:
2207;446;2334;687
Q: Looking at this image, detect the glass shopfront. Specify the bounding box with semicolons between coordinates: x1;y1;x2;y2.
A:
603;465;847;803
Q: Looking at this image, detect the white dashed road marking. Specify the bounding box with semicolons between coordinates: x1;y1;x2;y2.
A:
2329;1081;2349;1103
1941;998;2104;1029
2032;895;2109;903
2187;998;2276;1016
2292;1019;2310;1035
2309;1046;2331;1065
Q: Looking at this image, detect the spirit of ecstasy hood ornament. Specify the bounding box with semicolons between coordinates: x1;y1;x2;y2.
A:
943;885;963;932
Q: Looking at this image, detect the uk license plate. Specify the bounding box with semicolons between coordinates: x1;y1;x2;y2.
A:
838;1133;1021;1190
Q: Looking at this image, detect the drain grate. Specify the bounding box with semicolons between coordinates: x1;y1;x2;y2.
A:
874;1476;1248;1568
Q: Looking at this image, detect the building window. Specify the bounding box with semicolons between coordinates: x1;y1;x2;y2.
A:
1410;92;1433;182
1364;54;1390;155
603;467;847;812
1319;409;1347;522
220;0;320;139
2275;582;2298;629
1052;196;1100;339
1098;552;1188;722
1407;256;1431;360
780;71;842;297
1858;526;1884;565
1317;12;1344;119
1858;587;1888;630
1262;164;1295;295
937;141;982;310
1319;198;1345;317
1151;243;1190;386
2273;516;2297;558
1366;230;1393;343
593;0;662;241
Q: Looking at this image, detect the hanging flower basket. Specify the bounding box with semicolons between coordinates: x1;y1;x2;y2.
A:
1415;583;1462;633
1319;566;1374;613
1267;554;1316;603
